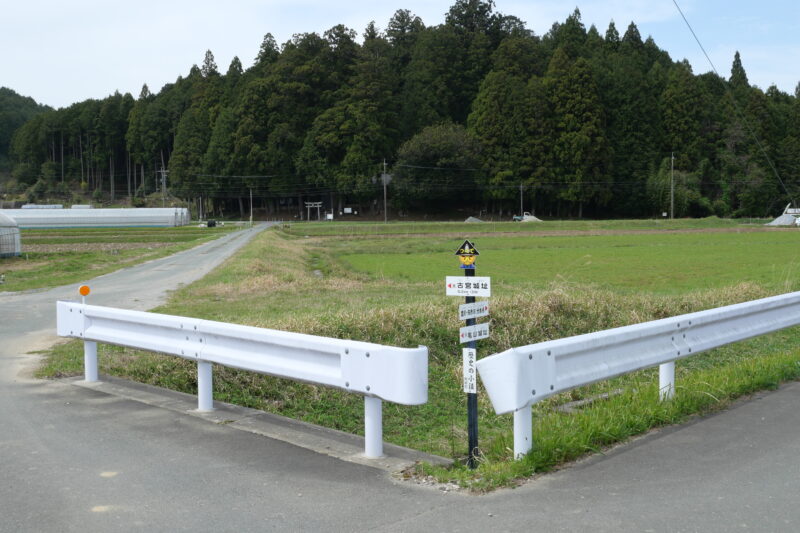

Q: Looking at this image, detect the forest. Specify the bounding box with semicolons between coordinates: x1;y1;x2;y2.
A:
2;0;799;219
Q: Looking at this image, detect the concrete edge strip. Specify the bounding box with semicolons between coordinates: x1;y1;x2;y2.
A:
65;375;451;473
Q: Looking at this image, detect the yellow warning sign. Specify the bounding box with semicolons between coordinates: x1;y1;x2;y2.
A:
455;240;479;257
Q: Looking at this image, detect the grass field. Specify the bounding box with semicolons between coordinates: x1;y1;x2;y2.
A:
279;216;769;237
338;230;800;294
1;225;237;292
36;217;800;490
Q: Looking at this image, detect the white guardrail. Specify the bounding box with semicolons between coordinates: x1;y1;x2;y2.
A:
56;301;428;458
476;291;800;459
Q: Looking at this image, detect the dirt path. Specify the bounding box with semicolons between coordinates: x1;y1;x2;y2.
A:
307;225;795;240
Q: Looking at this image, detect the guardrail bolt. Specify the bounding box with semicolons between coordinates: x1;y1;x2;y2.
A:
547;350;551;356
366;352;370;358
531;389;536;395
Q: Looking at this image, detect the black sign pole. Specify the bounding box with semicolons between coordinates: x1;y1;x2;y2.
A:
455;239;480;469
465;266;479;468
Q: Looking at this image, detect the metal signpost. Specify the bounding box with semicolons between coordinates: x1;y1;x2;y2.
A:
448;239;490;468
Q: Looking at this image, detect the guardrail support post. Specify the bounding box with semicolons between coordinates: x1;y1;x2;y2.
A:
84;341;98;382
197;361;214;411
659;361;675;401
514;405;533;459
364;396;383;458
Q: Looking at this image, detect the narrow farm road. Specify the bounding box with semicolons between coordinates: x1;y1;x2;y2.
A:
1;222;798;532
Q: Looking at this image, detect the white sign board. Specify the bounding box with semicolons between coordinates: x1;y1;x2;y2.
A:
463;348;477;393
446;276;491;297
459;301;489;321
460;322;490;344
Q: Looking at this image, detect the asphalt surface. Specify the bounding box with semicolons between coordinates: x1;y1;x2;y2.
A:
2;223;799;532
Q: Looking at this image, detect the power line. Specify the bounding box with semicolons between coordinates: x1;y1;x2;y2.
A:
195;174;280;179
671;0;794;206
394;163;483;171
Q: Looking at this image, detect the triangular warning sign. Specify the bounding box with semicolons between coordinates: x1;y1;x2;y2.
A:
455;239;479;256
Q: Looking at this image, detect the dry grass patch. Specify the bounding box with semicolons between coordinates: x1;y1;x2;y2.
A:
0;258;49;272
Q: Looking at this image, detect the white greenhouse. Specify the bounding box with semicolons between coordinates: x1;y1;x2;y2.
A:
0;212;21;258
0;208;190;229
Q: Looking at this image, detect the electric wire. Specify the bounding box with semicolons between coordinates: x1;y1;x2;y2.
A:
671;0;795;205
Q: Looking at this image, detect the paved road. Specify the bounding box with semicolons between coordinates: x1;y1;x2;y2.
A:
2;224;799;532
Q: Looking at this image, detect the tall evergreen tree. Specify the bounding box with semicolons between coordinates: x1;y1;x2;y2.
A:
545;48;609;217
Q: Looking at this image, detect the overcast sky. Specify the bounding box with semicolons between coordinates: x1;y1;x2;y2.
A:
2;1;798;109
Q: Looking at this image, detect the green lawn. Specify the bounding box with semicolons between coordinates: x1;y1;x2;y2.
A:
338;230;800;294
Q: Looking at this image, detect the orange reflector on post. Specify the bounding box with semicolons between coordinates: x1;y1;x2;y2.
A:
79;285;91;296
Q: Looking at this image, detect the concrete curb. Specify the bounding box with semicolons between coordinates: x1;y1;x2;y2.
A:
66;375;452;473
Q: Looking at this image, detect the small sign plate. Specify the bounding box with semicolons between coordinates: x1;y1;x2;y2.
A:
459;301;489;321
446;276;491;297
463;348;477;393
459;322;490;343
454;240;479;256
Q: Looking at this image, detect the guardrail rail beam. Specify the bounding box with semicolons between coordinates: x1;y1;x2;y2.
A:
57;300;428;458
477;290;800;458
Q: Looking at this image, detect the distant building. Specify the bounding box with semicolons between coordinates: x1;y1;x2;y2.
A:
0;212;21;257
0;208;190;228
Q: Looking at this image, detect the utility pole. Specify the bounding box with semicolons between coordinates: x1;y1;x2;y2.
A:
158;167;168;207
519;183;524;215
249;188;253;227
383;159;388;224
670;152;675;220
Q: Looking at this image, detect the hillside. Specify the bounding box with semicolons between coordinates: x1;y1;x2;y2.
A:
0;87;50;175
3;2;799;220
